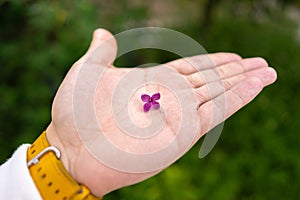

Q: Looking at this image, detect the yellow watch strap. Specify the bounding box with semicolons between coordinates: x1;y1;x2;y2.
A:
27;131;102;200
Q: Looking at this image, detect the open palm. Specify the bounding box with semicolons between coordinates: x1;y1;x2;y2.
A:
45;29;277;197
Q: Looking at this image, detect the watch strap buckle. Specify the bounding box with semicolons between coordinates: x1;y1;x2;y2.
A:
27;146;61;167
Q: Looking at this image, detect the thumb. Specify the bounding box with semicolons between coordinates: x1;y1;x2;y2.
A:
87;29;116;53
82;28;117;67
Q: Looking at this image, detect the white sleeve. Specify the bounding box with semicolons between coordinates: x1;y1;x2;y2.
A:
0;144;42;200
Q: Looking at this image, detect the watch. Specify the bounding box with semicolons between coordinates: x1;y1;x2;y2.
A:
27;131;102;200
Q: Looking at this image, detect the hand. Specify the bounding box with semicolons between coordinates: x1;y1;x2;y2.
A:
45;28;277;196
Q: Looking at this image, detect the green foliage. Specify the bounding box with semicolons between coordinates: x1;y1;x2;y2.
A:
0;0;97;160
1;0;300;199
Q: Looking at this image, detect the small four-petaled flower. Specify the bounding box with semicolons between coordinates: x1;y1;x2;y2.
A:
141;93;161;112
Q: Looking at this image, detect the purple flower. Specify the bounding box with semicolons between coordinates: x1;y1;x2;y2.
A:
141;92;161;112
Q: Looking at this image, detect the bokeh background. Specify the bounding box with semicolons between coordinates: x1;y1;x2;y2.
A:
1;0;300;199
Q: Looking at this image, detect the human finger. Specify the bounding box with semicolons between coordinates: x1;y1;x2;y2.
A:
187;57;268;88
164;52;242;75
194;67;277;105
197;67;276;137
79;28;117;67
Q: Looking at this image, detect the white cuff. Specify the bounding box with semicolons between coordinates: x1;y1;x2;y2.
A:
0;144;42;200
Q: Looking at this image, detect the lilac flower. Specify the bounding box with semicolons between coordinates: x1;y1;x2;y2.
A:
141;92;161;112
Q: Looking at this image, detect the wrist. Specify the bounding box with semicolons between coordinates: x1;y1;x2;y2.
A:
45;124;71;175
45;123;108;197
27;131;102;199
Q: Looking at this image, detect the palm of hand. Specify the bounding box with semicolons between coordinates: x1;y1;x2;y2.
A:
46;29;277;196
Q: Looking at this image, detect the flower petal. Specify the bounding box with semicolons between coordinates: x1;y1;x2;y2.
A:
141;94;150;102
143;102;152;112
151;92;161;100
151;101;160;109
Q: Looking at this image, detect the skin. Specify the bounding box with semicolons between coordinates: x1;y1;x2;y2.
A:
45;28;277;197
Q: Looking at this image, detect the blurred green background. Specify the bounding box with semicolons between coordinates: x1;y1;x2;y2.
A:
1;0;300;199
